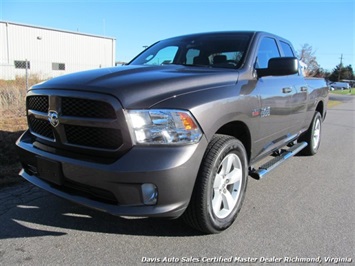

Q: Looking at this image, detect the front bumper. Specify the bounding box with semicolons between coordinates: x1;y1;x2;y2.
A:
17;130;208;218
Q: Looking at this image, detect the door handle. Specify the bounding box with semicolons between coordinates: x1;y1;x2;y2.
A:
282;87;292;93
300;86;308;92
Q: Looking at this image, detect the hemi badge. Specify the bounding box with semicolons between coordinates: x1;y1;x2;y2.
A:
252;109;260;117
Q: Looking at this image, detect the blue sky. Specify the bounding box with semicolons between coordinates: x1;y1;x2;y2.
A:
1;0;354;71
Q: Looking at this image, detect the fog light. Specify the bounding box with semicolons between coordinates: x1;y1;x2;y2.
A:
141;183;158;205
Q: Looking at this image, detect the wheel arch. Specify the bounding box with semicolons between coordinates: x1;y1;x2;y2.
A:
315;101;327;121
315;100;325;119
215;121;251;162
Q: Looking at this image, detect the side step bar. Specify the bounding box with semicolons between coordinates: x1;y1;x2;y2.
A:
249;142;308;180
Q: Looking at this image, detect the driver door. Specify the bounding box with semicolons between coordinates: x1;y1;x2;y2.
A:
254;37;294;155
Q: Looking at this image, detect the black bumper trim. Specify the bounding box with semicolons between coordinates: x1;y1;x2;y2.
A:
20;169;188;218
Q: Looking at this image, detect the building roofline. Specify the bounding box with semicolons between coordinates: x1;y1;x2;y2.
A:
0;20;116;40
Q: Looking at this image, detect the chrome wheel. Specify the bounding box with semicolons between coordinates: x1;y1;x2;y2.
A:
212;153;243;219
183;135;248;234
312;117;321;150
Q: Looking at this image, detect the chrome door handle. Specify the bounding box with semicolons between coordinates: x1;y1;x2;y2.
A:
282;87;292;93
300;86;308;92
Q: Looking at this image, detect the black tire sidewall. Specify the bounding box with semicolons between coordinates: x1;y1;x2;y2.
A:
204;138;248;232
299;111;322;156
309;112;322;154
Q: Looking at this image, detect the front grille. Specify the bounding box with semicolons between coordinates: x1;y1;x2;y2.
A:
28;116;54;140
62;97;116;119
26;93;125;153
27;96;49;112
65;125;122;149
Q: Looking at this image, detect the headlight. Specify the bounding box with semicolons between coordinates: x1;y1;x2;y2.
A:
127;109;202;145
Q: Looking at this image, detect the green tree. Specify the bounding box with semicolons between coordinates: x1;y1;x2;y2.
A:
343;65;354;80
329;64;354;81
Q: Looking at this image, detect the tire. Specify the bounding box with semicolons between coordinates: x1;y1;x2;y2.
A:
183;134;248;234
299;111;322;155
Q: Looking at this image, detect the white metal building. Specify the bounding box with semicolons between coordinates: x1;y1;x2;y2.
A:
0;21;116;80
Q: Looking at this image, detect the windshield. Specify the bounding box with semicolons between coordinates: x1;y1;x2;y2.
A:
129;33;252;69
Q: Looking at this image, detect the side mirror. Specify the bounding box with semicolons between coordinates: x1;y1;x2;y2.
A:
257;57;299;77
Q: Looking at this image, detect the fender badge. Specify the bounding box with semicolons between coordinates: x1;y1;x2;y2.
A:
252;109;260;117
48;110;59;127
252;107;271;118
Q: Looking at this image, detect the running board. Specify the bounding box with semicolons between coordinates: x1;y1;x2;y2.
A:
249;142;308;180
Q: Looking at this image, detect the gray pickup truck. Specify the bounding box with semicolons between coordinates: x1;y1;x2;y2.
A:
17;31;329;233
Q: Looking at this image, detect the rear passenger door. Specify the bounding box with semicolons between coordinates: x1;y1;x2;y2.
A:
279;40;308;133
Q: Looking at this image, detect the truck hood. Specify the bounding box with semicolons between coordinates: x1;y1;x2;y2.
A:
33;65;239;108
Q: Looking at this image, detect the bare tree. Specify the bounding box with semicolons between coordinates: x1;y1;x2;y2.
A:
298;44;321;77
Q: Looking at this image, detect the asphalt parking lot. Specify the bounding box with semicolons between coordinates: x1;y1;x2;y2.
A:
0;97;354;265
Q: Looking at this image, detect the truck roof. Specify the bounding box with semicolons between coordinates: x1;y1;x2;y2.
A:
160;31;292;48
162;31;283;40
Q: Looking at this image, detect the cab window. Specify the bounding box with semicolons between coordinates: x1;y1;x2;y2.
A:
186;49;200;65
280;41;295;57
255;37;280;69
142;46;179;65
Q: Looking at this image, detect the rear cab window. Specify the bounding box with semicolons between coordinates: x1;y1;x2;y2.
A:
280;41;295;57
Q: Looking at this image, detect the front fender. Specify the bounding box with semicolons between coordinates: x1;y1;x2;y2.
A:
151;83;259;143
